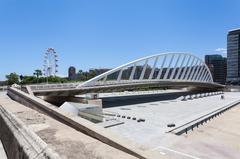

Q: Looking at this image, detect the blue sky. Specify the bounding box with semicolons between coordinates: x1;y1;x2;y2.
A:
0;0;239;80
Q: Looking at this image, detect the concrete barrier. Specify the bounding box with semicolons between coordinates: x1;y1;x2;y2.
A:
7;87;164;159
0;105;60;159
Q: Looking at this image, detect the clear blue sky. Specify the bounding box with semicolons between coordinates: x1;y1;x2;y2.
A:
0;0;239;80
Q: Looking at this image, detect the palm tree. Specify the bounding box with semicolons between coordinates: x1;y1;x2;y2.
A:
33;69;42;83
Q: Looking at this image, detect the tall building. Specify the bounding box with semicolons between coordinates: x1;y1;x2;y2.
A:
68;66;77;80
227;28;240;83
205;54;227;84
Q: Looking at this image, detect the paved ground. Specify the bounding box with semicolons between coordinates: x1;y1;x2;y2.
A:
0;95;137;159
152;104;240;159
0;92;6;97
102;92;240;158
103;92;240;144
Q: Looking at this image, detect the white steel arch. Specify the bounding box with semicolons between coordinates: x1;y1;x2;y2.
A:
77;52;213;88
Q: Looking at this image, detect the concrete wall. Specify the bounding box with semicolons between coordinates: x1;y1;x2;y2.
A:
0;105;60;159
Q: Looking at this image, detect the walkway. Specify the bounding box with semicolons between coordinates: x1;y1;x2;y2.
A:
153;103;240;159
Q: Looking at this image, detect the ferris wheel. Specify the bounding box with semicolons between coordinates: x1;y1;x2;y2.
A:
43;48;58;77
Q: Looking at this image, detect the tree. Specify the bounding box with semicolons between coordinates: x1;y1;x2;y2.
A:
21;76;37;84
78;70;83;74
6;73;19;85
88;70;97;79
76;69;98;81
33;69;42;83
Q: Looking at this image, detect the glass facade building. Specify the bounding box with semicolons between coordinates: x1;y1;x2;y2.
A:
205;54;227;84
68;66;77;80
227;29;240;83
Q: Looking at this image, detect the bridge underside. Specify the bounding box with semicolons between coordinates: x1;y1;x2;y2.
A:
31;81;224;96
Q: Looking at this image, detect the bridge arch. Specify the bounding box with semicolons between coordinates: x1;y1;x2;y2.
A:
77;52;213;88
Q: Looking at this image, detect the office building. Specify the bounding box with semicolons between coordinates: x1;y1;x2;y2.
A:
205;54;227;84
227;28;240;83
68;66;77;80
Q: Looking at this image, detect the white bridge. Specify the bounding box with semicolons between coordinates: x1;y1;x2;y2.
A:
27;52;224;96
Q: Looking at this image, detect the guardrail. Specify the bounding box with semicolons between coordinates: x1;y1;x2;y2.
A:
168;97;240;135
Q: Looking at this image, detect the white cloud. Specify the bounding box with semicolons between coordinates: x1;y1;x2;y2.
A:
215;48;226;51
57;74;67;78
215;48;227;54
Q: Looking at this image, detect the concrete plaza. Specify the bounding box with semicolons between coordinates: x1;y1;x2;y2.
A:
152;104;240;159
102;92;240;158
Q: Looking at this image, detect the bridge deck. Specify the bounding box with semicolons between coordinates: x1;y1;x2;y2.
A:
26;81;224;96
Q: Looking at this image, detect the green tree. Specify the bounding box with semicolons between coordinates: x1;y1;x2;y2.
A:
78;70;87;81
6;73;19;85
21;76;37;84
78;70;83;74
33;69;42;83
88;70;97;79
76;69;98;81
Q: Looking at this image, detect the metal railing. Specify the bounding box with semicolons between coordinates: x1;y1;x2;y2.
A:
29;83;80;91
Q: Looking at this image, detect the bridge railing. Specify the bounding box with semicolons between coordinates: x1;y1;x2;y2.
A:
92;79;211;87
29;83;79;91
